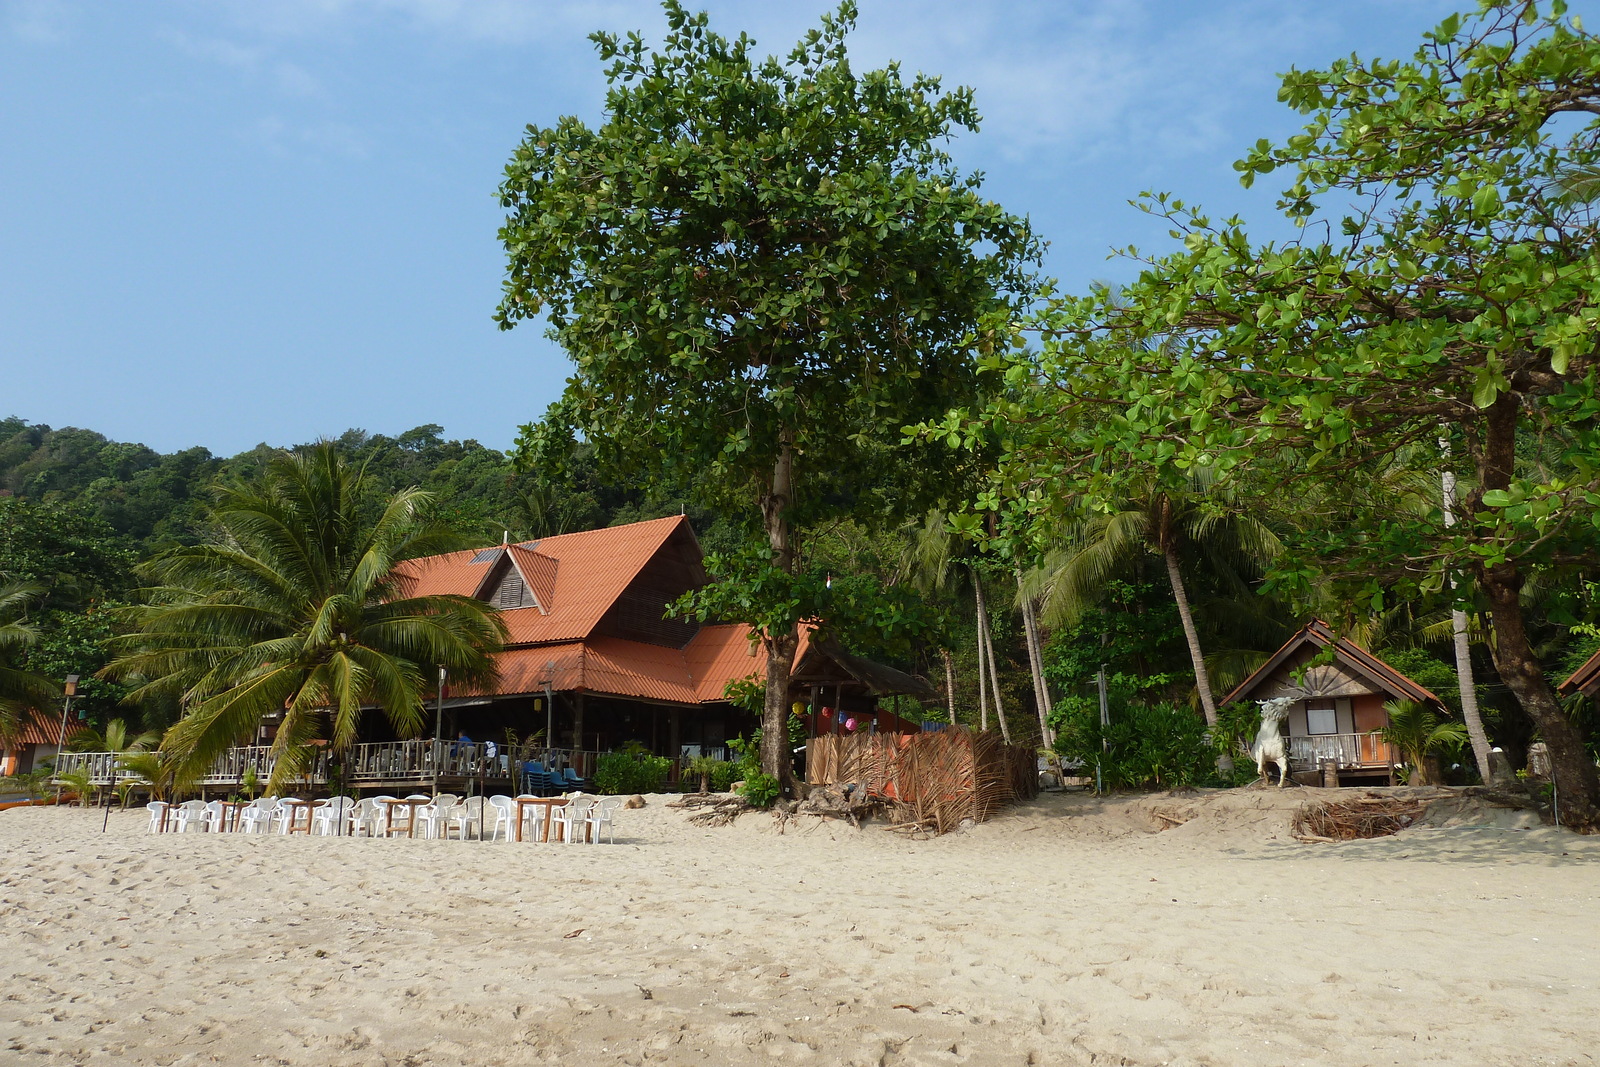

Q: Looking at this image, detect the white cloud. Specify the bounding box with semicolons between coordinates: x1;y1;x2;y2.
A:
5;0;77;43
161;28;324;97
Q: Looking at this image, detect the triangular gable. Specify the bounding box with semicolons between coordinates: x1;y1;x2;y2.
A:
505;544;558;615
1559;647;1600;699
1221;620;1443;709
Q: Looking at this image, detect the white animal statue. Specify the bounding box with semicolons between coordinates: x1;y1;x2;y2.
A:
1252;696;1295;787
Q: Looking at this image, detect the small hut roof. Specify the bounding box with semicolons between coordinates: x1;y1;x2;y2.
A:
1220;619;1444;709
795;639;941;704
1558;647;1600;700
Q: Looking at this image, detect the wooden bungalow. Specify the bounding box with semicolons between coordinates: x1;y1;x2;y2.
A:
1558;647;1600;702
1220;620;1446;785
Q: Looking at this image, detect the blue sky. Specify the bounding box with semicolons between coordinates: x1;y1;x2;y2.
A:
1;0;1463;456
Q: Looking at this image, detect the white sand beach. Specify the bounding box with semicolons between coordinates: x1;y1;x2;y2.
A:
2;790;1597;1067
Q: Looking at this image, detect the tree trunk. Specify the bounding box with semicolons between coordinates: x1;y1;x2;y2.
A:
1440;466;1494;784
1476;395;1599;828
758;440;798;797
1016;569;1054;748
941;647;957;725
1162;545;1218;728
973;573;1011;742
972;569;988;732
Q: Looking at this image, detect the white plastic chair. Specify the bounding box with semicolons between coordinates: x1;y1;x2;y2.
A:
552;795;594;844
203;799;226;832
172;800;210;833
486;795;516;842
276;797;308;834
416;794;458;839
451;796;484;840
240;797;278;834
314;796;354;836
145;801;169;833
345;797;377;837
584;799;617;844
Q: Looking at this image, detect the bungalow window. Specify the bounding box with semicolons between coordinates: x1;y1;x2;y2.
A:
1305;700;1339;735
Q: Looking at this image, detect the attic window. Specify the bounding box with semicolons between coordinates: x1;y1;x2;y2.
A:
471;548;503;564
496;573;527;609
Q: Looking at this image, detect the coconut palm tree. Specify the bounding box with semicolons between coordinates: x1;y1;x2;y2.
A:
0;581;62;745
104;444;507;793
1026;470;1281;729
68;717;160;755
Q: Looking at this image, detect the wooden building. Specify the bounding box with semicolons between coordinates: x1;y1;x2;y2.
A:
1221;620;1446;784
388;515;936;765
1558;648;1600;702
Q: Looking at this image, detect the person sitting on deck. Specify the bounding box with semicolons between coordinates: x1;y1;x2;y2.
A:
451;731;473;756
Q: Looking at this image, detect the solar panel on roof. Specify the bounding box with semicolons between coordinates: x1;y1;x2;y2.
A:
470;548;503;564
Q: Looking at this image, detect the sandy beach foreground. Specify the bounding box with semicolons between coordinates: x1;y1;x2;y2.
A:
1;790;1595;1067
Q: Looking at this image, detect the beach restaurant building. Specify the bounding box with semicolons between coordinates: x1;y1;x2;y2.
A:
1220;620;1447;785
58;516;936;794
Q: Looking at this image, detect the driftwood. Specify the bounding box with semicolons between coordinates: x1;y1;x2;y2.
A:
1293;794;1425;841
794;783;876;827
668;792;755;827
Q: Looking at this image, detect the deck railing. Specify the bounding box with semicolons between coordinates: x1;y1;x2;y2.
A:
55;742;727;791
1287;732;1396;768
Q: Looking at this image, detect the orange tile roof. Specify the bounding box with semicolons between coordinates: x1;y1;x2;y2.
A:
397;518;837;708
686;623;764;702
393;516;689;647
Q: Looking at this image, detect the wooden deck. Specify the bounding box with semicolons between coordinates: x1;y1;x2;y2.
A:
1287;732;1397;773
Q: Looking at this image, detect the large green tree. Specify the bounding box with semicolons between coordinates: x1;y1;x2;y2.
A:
954;2;1600;825
103;445;506;792
496;1;1038;788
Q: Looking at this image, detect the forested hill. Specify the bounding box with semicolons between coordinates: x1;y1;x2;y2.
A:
0;415;720;555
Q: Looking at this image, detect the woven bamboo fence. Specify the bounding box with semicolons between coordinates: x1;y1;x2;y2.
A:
807;727;1039;833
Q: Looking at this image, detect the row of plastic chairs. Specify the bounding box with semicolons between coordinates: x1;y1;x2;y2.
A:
144;792;617;843
484;793;617;843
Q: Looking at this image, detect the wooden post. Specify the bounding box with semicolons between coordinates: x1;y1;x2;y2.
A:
1320;759;1339;789
572;692;585;755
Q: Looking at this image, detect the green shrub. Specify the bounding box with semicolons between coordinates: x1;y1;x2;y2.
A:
1052;699;1213;791
738;772;781;808
593;752;674;795
710;760;739;792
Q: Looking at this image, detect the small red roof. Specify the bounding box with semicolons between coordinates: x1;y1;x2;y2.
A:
2;717;80;748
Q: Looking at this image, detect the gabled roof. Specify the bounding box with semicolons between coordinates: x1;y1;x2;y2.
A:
392;515;690;647
1559;647;1600;699
1220;619;1444;709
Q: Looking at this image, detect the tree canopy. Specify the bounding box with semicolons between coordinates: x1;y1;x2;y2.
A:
940;0;1600;825
498;0;1038;786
